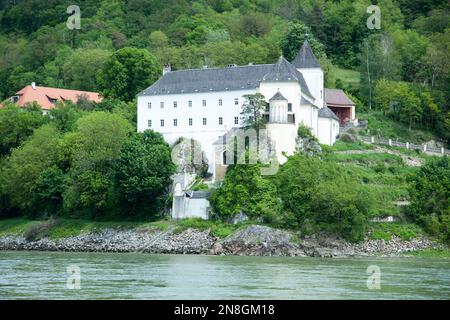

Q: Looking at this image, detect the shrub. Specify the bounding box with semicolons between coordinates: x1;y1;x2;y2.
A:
408;157;449;243
276;155;374;242
339;133;357;143
210;163;281;223
24;217;57;241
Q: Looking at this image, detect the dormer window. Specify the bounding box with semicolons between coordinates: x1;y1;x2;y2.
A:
10;95;19;103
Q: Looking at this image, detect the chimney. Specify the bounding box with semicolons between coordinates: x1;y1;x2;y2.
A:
31;82;36;89
163;64;171;76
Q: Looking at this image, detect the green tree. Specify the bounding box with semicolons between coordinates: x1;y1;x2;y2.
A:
280;21;325;62
391;29;428;82
64;112;133;215
210;163;281;222
0;103;47;156
1;124;61;212
360;33;402;109
115;130;175;216
275;154;372;241
63;48;111;91
409;157;450;243
31;166;66;217
240;93;267;152
98;47;160;101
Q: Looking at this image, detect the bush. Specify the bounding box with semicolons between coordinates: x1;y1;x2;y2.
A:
297;124;315;139
339;133;357;143
408;157;449;243
210;163;281;223
276;155;374;242
24;217;57;241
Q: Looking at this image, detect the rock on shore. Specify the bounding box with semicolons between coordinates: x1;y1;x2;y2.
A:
0;225;443;257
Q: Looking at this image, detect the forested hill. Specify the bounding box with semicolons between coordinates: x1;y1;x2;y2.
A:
0;0;449;142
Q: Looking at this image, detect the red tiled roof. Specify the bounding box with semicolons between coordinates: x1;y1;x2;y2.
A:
14;85;102;110
324;88;355;106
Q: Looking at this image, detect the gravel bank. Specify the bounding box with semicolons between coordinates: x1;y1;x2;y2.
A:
0;225;443;257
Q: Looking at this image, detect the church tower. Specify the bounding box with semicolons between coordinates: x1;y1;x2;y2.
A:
292;40;324;108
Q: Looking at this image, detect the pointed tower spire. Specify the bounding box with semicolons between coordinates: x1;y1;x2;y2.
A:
292;39;321;69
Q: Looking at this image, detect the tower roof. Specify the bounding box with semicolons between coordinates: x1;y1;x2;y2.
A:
262;56;300;82
269;91;288;101
292;40;321;69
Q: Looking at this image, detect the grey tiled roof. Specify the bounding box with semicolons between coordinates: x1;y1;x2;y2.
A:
269;91;287;101
292;40;321;69
318;106;339;121
138;59;312;98
262;56;300;82
325;88;355;106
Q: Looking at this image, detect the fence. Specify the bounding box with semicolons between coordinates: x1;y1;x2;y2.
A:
359;135;450;156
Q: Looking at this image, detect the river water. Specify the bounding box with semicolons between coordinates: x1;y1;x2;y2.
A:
0;251;449;299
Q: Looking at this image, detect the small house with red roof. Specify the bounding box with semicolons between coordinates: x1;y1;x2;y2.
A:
8;83;102;114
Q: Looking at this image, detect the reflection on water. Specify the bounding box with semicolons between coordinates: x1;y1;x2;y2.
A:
0;251;449;299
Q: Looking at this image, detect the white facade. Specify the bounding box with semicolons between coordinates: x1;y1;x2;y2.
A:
137;89;254;166
137;44;340;177
318;116;340;145
297;67;324;108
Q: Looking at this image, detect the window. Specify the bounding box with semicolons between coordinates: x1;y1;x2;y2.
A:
234;117;239;125
173;101;177;108
288;103;292;112
160;119;164;127
203;118;207;125
202;100;206;106
160;102;164;109
148;120;152;128
219;99;223;106
219;117;223;125
320;90;323;99
147;102;152;109
265;104;270;112
189;118;193;126
234;98;239;105
188;100;192;107
173;119;178;126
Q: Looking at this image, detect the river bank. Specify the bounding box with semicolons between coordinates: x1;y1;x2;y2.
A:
0;224;446;258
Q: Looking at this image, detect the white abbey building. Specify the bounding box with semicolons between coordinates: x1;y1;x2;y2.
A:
138;40;352;179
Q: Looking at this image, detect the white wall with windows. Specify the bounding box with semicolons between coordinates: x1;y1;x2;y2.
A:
137;89;255;172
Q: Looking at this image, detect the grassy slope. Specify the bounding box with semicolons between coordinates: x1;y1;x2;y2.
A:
357;111;437;144
335;67;360;88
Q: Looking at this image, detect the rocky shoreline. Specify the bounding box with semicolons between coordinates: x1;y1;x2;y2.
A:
0;225;444;258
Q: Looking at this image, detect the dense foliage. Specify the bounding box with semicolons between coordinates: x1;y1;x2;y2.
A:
211;154;376;242
409;157;449;243
0;103;174;220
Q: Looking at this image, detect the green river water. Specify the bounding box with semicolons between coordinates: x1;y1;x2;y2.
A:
0;251;449;299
